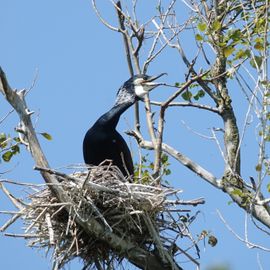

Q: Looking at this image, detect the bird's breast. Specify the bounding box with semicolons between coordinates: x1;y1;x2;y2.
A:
83;125;134;177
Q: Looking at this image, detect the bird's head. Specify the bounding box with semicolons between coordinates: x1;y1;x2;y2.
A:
115;73;166;105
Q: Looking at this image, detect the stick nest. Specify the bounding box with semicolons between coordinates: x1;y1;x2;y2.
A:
1;165;204;269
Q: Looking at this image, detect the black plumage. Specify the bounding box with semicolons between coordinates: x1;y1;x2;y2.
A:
83;73;165;177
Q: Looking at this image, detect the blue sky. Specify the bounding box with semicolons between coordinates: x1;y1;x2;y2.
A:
0;1;269;269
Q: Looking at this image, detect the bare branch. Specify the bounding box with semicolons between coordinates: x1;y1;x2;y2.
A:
91;0;120;32
143;0;178;73
150;100;220;114
257;198;270;206
128;130;221;189
152;71;211;175
0;182;25;210
114;1;144;134
0;213;22;232
115;1;134;76
165;197;205;206
0;109;14;125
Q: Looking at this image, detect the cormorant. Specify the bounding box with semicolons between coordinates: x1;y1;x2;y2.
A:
83;73;165;177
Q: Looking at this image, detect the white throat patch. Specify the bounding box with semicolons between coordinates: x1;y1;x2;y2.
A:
135;85;151;98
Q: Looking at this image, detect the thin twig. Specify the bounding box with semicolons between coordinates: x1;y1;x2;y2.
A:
91;0;120;32
0;213;23;232
45;212;55;244
217;210;270;252
0;182;25;210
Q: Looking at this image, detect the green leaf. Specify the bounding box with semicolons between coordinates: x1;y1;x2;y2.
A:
265;135;270;142
224;46;235;57
40;132;53;140
255;164;262;172
254;37;264;43
208;235;218;247
0;133;7;148
244;49;251;58
212;20;221;31
11;145;20;155
229;29;242;42
2;151;13;162
267;183;270;192
261;80;270;87
254;42;264;51
164;168;171;175
234;49;251;60
0;142;7;149
180;215;188;222
254;18;266;33
197;22;207;32
0;133;6;142
182;90;192;101
194;90;205;100
189;83;199;89
250;56;263;69
231;189;244;196
13;137;21;143
217;42;227;48
195;34;203;41
161;154;169;164
198;90;205;97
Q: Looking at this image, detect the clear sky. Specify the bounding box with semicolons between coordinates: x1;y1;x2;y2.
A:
0;1;269;270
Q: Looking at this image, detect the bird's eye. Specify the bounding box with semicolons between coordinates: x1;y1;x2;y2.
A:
134;78;144;85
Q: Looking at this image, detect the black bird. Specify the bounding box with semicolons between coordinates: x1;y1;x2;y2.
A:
83;73;165;177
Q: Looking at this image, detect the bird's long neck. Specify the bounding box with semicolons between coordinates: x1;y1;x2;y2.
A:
95;101;133;129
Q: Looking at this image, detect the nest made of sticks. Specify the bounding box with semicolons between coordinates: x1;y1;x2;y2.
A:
0;164;205;269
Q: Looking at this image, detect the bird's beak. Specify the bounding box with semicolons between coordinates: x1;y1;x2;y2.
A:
142;73;167;89
135;73;167;101
146;73;167;82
